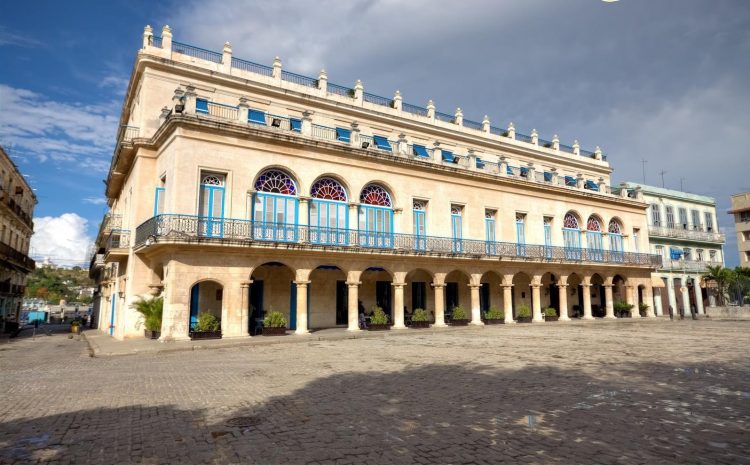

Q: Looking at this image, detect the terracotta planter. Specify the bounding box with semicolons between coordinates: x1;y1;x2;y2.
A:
483;318;505;325
516;317;532;323
70;324;80;334
450;319;470;326
410;321;430;328
189;330;222;340
545;316;559;322
262;327;287;336
367;324;390;331
144;329;161;339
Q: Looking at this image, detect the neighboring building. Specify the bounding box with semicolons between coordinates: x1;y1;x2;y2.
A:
729;192;750;268
622;182;725;316
89;26;661;341
0;146;36;330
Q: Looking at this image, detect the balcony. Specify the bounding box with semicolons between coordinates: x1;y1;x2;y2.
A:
648;225;725;243
105;229;130;257
0;241;35;272
659;259;723;273
135;214;661;269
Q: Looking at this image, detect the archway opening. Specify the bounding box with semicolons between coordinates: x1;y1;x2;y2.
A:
360;266;394;322
541;272;558;316
309;265;348;328
567;273;583;318
249;262;295;334
188;280;223;336
405;268;434;324
511;272;532;318
590;273;605;317
445;270;470;320
479;271;503;317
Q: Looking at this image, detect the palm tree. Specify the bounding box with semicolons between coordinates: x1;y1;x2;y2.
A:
133;296;163;332
703;266;732;306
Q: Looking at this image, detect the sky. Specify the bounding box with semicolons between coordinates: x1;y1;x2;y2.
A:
1;0;749;267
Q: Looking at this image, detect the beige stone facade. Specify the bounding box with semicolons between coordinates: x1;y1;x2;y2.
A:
90;26;663;341
0;146;36;329
729;192;750;268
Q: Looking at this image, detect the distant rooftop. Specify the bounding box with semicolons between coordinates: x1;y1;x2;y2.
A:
621;182;716;205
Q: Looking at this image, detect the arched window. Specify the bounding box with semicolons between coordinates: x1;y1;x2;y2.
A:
252;169;299;242
310;178;348;245
608;219;624;261
587;216;604;261
562;213;581;260
359;184;393;248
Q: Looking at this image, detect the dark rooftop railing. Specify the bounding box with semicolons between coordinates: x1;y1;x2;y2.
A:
172;41;222;63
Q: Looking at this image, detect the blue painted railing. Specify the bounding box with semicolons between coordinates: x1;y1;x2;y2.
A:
489;126;508;137
231;57;273;76
327;83;353;98
435;111;454;123
363;92;392;107
151;35;163;48
515;132;533;143
281;70;318;88
172;41;222;63
135;214;662;267
402;102;428;117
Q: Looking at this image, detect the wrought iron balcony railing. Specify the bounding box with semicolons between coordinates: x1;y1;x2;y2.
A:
105;229;130;251
659;259;723;273
135;214;661;268
648;225;725;243
0;241;35;271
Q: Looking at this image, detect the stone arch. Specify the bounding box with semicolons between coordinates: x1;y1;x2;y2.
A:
539;272;560;316
405;268;434;318
188;279;224;335
253;167;300;195
249;262;297;333
478;270;503;315
444;269;471;316
511;271;532;319
589;273;606;317
566;272;584;318
309;264;349;328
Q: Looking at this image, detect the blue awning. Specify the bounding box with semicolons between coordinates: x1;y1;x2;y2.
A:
249;109;266;125
520;167;529;177
670;247;683;260
335;127;351;143
476;157;485;169
506;165;514;176
543;171;553;182
373;135;392;151
442;150;454;162
564;176;577;186
290;118;302;132
413;144;429;157
196;98;209;114
585;180;599;191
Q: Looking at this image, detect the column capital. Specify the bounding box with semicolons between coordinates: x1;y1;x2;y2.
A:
556;283;568;288
431;283;445;289
391;282;406;288
468;284;482;289
603;283;614;288
500;283;514;289
581;283;592;288
530;283;542;289
240;280;253;288
346;281;361;287
294;280;311;287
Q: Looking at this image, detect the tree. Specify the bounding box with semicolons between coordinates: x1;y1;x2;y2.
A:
703;265;732;306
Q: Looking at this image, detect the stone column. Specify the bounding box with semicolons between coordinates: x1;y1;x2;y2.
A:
432;284;447;327
558;284;570;321
626;285;640;318
603;284;615;319
392;282;406;329
469;284;484;326
680;282;691;317
347;281;360;331
295;281;310;334
643;285;655;317
582;284;594;320
240;281;251;337
502;284;515;324
531;284;543;322
667;279;678;314
654;287;664;316
693;281;704;315
298;197;309;242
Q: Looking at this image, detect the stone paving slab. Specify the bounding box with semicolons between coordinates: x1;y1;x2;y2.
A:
1;319;748;465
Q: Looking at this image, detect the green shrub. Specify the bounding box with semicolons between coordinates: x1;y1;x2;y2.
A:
194;312;220;332
516;304;532;318
544;307;557;317
484;306;504;320
263;310;287;328
411;308;429;322
133;296;163;331
369;306;389;325
614;301;634;313
451;306;467;320
638;302;650;312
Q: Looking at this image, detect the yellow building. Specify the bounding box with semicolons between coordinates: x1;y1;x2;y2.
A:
90;26;661;341
0;146;36;330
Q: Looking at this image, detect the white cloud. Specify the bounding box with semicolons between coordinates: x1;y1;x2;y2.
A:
30;213;93;266
0;26;43;48
82;197;107;205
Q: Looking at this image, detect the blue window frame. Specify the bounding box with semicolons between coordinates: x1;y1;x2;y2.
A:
451;208;462;253
199;182;225;238
154;187;165;217
310;199;348;245
564;176;577;187
516;216;526;256
359;205;393;248
253;193;299;242
413;144;429;158
442;150;455;163
609;233;624;262
543;221;552;258
290;118;302;132
335;127;351;143
414;208;426;251
485;216;496;255
563;228;581;260
587;231;604;261
249;109;266;125
373;135;392;151
196;98;209;114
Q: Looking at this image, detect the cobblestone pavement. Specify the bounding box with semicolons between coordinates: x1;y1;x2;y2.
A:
1;320;748;465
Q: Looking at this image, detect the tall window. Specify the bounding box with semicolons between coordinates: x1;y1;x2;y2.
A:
709;250;717;262
608;219;624;262
655;245;664;261
683;248;692;261
413;200;427;251
359;184;393;248
451;206;463;253
515;213;526;256
563;213;582;260
253;169;299;242
705;212;714;232
198;173;225;237
691;209;701;231
154;186;165;216
696;249;704;261
678;207;688;230
543;217;552;258
586;216;604;261
310;177;348;245
633;228;640;253
485;210;497;255
665;206;675;228
651;204;661;226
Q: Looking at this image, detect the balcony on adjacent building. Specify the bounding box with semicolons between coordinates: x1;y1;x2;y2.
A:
648;225;725;243
134;214;661;269
0;241;35;272
658;259;723;273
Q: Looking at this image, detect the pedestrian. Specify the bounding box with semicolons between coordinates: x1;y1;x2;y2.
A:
668;305;674;320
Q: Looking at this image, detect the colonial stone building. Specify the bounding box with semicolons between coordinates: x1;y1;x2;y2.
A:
622;182;724;316
729;192;750;268
0;146;36;330
90;26;661;341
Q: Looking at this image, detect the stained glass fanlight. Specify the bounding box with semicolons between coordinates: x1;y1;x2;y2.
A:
359;184;392;207
255;170;297;195
608;219;622;234
563;213;579;229
311;178;347;201
587;216;602;231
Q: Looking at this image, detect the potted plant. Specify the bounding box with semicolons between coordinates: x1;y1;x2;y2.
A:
134;296;163;339
367;306;390;330
516;304;532;323
614;301;634;318
483;306;504;324
410;308;430;328
190;312;222;339
262;310;287;336
70;318;81;334
638;302;650;317
544;307;558;322
449;306;469;326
